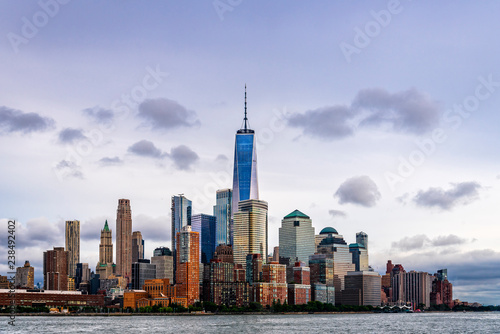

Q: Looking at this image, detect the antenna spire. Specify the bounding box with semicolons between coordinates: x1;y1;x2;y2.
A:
244;84;248;130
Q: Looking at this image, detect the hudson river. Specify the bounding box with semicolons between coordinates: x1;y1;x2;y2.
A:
6;312;500;333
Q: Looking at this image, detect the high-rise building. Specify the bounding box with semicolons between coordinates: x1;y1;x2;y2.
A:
356;232;368;250
342;271;381;306
132;231;144;263
151;247;174;282
15;261;34;289
75;263;91;290
232;86;259;217
171;195;192;267
65;220;80;278
131;259;156;290
278;210;315;265
233;199;268;266
43;247;69;290
391;268;432;309
192;214;217;264
176;225;200;304
96;220;114;280
116;199;132;283
213;189;232;246
349;243;369;271
316;228;356;303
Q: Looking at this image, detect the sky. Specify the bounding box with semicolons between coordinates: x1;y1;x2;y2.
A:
0;0;499;305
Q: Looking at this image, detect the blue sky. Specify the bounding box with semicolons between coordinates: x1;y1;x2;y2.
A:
0;0;499;305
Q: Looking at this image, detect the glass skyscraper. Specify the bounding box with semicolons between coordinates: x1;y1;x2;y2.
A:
232;87;259;218
213;188;232;246
191;213;217;264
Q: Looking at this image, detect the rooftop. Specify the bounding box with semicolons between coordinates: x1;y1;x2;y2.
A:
284;209;310;219
319;227;338;235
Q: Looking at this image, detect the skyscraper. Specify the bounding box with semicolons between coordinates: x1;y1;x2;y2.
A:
43;247;69;290
96;220;114;280
233;199;268;266
192;214;217;264
65;220;80;278
356;232;368;250
171;194;192;255
132;231;144;263
278;210;315;265
116;199;132;283
15;261;34;289
213;188;232;246
176;225;200;304
232;86;259;217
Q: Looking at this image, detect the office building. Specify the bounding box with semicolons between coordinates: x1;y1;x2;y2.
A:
279;210;315;265
233;199;268;266
213;189;232;245
75;263;91;290
356;232;368;250
43;247;69;290
342;271;381;306
349;243;369;271
151;247;174;282
251;262;288;307
15;261;34;289
116;199;132;283
176;225;200;304
96;220;114;279
131;259;156;290
65;220;80;278
232;86;259;218
132;231;144;263
191;214;217;264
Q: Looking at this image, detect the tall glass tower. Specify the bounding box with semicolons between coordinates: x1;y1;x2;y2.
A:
232;86;259;218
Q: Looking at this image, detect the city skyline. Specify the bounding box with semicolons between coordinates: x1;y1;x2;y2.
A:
0;1;499;305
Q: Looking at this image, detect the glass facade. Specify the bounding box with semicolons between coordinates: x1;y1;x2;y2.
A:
192;214;217;264
213;189;232;246
232;131;259;219
171;195;192;254
279;210;315;265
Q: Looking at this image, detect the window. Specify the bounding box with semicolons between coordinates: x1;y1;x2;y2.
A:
294;221;300;227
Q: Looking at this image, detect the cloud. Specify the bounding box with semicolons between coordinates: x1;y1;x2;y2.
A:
215;154;229;162
170;145;199;170
133;214;171;244
288;88;441;140
391;234;468;251
99;156;123;166
0;106;55;134
413;181;482;210
288;106;355;140
82;106;114;124
55;160;84;179
328;209;347;218
353;87;441;135
334;175;381;207
15;218;64;248
138;98;199;131
128;140;165;159
58;128;87;144
80;217;112;241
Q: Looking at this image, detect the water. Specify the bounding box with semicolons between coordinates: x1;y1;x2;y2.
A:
4;313;500;333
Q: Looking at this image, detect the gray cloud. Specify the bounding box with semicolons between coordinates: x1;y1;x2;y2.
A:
0;106;55;134
334;175;381;207
413;182;482;210
391;234;468;251
215;154;229;162
170;145;199;171
80;217;112;241
99;156;123;166
133;214;171;244
58;128;87;144
55;160;84;179
288;88;441;140
138;98;199;131
288;106;355;140
15;218;64;248
328;209;347;218
353;88;441;135
128;140;165;159
83;106;114;124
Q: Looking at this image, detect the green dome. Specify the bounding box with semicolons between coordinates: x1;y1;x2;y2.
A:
320;227;338;235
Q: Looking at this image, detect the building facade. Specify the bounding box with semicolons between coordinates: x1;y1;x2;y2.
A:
342;271;381;306
116;199;132;283
96;220;114;280
214;188;232;246
15;261;34;289
131;259;156;290
191;214;217;264
278;210;315;265
233;199;268;266
176;225;200;305
43;247;69;291
132;231;144;263
65;220;80;278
